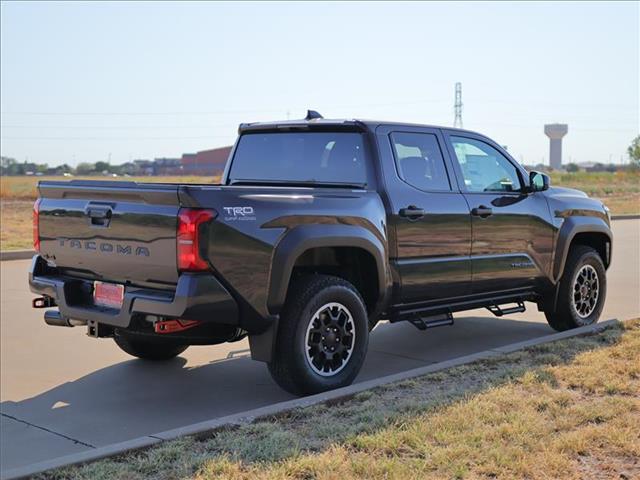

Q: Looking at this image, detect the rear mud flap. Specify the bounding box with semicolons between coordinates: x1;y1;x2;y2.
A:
248;316;279;362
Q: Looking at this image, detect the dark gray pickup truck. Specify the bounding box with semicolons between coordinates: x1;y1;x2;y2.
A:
30;112;613;395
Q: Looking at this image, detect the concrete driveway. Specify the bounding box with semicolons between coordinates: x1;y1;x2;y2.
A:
1;219;638;475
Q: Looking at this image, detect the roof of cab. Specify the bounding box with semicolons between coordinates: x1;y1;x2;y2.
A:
238;116;482;136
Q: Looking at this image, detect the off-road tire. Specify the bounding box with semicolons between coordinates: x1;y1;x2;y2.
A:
268;275;369;395
545;245;606;331
114;332;188;360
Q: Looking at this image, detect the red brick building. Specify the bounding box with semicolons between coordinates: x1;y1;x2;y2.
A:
181;146;231;176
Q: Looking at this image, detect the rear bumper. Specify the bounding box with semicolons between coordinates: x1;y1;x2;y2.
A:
29;255;238;328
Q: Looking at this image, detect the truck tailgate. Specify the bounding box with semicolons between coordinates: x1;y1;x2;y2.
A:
37;180;181;285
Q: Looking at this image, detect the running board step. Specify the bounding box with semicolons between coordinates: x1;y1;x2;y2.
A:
486;301;526;317
409;313;454;331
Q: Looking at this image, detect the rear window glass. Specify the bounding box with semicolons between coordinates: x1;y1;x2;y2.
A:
390;132;451;192
229;132;368;186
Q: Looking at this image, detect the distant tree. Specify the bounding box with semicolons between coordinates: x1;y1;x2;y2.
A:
94;161;110;173
628;135;640;167
23;162;39;174
1;156;17;175
1;157;77;175
566;163;580;172
76;162;96;175
109;163;125;175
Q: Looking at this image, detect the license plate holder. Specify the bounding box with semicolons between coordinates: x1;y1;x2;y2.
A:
93;281;124;309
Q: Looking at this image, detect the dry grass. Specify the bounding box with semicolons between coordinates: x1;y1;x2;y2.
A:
45;319;640;480
0;175;221;201
0;171;637;251
0;176;221;250
599;195;640;215
548;171;640;216
548;171;639;198
0;200;33;250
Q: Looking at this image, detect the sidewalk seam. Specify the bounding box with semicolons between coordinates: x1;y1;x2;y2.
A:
368;348;434;364
0;413;96;449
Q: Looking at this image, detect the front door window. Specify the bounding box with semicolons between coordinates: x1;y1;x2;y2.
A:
449;136;522;193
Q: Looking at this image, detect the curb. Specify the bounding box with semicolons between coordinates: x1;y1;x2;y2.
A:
0;250;34;261
610;214;640;220
1;318;622;480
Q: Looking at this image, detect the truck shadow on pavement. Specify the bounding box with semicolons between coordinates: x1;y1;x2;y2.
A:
1;315;557;470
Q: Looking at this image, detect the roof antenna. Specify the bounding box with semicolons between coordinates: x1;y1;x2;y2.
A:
305;110;323;120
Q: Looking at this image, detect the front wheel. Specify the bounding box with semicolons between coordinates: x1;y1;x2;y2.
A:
114;332;188;360
545;245;607;331
268;275;369;395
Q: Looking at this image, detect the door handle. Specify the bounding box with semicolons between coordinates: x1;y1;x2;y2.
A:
85;204;113;227
471;205;493;218
87;207;111;219
399;205;426;220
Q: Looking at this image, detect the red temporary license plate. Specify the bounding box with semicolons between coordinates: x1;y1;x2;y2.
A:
93;281;124;309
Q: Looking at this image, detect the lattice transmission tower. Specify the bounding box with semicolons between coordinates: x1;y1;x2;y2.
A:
454;82;463;128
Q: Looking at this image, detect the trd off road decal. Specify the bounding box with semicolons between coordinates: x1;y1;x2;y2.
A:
223;206;256;221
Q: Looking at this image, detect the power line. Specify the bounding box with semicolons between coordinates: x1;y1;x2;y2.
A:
0;135;233;140
0;109;282;117
0;99;450;117
0;124;238;129
2;125;634;140
0;97;631;118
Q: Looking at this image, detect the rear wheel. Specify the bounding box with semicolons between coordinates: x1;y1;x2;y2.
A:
545;245;606;331
114;332;188;360
268;275;369;395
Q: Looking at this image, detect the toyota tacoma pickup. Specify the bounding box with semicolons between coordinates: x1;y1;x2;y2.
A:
30;111;612;395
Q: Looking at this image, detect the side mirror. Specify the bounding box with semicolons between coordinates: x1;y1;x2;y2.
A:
529;171;550;192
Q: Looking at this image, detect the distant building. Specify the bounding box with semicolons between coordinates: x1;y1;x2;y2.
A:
181;153;197;166
153;157;182;175
577;162;618;173
131;159;154;176
181;146;232;176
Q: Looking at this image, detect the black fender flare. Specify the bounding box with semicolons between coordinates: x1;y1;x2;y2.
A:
552;216;612;283
267;224;390;314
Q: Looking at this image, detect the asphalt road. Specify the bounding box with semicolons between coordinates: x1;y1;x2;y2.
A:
1;219;638;475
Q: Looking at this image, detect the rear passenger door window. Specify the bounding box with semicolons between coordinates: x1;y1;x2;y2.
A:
390;132;451;192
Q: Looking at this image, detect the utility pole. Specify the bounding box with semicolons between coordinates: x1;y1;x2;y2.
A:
454;82;463;128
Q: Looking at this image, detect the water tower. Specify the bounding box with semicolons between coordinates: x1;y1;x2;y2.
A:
544;124;568;170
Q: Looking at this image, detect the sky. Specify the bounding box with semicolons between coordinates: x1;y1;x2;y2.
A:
1;1;638;167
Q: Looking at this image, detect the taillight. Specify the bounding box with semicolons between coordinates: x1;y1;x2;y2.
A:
177;208;215;272
154;319;201;334
33;198;42;252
